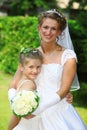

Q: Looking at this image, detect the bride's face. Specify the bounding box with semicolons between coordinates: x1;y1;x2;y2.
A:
38;18;61;44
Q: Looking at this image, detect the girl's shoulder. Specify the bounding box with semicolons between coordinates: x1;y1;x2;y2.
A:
17;79;36;91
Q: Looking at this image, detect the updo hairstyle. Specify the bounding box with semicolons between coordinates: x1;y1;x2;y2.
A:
19;48;43;66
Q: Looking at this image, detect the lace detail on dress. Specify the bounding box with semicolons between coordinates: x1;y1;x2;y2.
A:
61;49;77;66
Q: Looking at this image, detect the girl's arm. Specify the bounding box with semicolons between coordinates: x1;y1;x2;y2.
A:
8;65;22;130
9;64;22;89
8;65;22;102
8;114;20;130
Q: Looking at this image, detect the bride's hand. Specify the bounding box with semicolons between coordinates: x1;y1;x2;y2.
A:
66;92;73;104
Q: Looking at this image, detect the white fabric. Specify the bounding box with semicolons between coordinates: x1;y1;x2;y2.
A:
8;88;17;102
8;80;31;102
33;93;61;115
13;49;87;130
61;49;77;65
58;24;80;91
58;24;74;50
12;115;42;130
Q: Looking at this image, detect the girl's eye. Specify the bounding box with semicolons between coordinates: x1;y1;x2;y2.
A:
29;66;33;68
37;65;41;69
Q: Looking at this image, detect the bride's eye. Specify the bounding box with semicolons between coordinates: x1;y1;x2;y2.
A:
42;26;57;31
51;27;57;30
43;26;49;29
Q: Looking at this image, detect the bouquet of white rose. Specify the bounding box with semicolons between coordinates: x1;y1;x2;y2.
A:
11;90;40;117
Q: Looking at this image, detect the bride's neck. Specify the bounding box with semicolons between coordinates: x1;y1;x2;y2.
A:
41;42;57;53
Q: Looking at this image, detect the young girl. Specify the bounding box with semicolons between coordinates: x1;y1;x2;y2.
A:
8;48;43;130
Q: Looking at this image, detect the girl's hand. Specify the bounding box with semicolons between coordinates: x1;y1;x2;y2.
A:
24;114;35;119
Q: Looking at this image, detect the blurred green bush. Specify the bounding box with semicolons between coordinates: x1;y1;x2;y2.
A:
0;16;39;74
72;82;87;106
68;11;87;74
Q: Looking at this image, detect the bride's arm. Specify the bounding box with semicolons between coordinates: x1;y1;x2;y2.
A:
57;58;76;100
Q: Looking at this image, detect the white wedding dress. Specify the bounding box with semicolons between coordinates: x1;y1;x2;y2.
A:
13;49;87;130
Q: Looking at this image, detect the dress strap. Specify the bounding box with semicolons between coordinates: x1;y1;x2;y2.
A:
17;79;31;91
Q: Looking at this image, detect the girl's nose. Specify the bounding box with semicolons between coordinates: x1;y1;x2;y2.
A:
33;68;38;73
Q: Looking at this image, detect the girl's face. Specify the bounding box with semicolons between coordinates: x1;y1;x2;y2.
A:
21;58;42;80
38;18;61;44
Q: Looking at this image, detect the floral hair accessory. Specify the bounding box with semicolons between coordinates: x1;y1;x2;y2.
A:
20;47;31;54
20;48;40;55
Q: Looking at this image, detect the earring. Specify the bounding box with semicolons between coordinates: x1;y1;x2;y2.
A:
60;32;65;40
56;36;59;43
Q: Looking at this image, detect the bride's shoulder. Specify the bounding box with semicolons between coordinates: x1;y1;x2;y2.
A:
63;49;76;55
61;49;77;65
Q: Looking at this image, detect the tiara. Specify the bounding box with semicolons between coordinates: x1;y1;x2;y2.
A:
46;9;63;18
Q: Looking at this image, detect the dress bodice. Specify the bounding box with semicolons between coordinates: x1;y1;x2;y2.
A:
35;49;78;95
36;64;63;94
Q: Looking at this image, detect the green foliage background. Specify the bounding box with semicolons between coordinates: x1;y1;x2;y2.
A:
0;16;39;74
68;12;87;73
4;0;58;16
